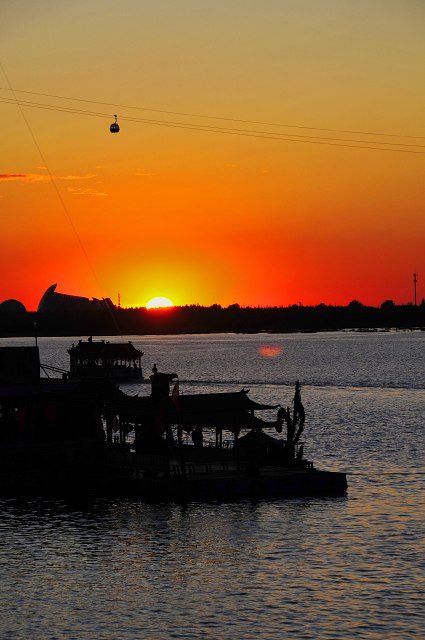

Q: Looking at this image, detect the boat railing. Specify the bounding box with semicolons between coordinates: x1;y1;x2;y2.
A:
173;461;246;476
203;440;234;450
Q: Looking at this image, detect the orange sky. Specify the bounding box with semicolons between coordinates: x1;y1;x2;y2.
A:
1;1;424;310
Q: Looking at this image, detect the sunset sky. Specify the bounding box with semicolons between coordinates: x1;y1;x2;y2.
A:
1;1;424;310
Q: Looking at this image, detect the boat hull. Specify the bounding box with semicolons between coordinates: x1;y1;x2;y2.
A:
108;470;347;502
0;441;347;501
99;450;348;502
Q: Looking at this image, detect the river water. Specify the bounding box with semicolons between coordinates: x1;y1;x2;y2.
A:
0;331;424;639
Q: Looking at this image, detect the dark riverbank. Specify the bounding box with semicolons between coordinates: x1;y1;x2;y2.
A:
1;301;424;337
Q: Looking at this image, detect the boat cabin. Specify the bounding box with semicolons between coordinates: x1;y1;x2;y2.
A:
0;346;111;447
68;338;143;380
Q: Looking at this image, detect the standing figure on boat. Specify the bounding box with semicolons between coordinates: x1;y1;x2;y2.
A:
191;425;203;448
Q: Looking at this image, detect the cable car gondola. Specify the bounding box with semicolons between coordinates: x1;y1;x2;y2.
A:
110;114;120;133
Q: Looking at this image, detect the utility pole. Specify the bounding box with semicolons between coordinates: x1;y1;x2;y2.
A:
118;292;121;308
413;273;418;306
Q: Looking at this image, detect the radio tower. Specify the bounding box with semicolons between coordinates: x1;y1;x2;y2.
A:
413;273;418;306
118;292;121;309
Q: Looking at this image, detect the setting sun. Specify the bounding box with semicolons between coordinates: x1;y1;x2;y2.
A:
145;296;175;309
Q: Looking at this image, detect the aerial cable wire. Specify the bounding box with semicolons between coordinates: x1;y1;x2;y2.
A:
1;95;424;154
1;86;424;141
1;94;423;152
121;114;425;150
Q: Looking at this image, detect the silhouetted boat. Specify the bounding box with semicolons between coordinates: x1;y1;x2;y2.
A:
103;375;347;500
68;337;143;380
0;346;347;500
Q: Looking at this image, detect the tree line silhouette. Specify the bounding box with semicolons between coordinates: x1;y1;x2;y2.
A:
1;299;424;337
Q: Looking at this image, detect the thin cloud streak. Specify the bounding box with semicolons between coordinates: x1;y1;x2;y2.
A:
0;173;97;182
67;187;108;197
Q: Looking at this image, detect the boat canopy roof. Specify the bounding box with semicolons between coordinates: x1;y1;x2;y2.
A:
68;340;143;360
171;390;277;413
110;389;278;430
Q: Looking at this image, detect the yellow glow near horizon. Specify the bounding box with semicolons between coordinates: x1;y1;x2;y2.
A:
145;296;175;309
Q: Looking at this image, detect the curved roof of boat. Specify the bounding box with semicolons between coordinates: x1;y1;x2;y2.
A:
171;390;277;412
109;389;278;430
68;339;143;359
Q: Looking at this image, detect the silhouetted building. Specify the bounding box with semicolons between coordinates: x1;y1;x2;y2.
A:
0;299;27;314
38;284;114;314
